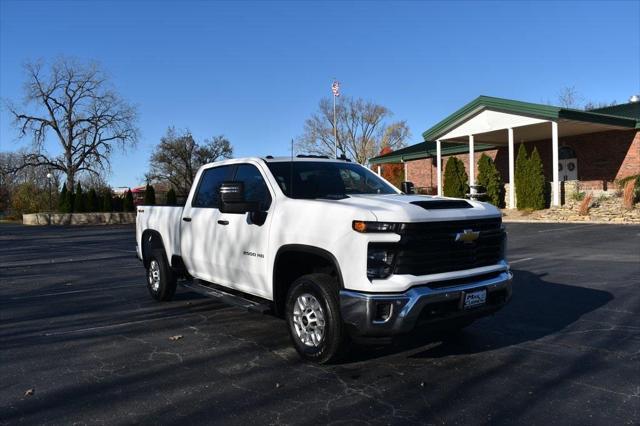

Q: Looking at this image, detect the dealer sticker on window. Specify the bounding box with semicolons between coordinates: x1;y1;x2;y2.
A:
463;289;487;309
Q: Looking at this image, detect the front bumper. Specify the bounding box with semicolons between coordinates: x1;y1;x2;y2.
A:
340;270;513;337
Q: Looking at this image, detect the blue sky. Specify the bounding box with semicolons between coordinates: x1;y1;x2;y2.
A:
1;0;639;187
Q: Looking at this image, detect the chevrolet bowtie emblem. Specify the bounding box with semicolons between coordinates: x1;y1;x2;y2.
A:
455;229;480;244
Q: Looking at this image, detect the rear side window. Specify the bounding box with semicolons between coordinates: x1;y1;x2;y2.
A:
233;164;272;210
192;166;232;208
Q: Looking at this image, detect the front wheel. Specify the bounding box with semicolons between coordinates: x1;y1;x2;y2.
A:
146;248;177;301
285;273;347;364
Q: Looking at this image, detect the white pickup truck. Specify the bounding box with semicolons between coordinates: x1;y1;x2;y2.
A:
136;156;512;363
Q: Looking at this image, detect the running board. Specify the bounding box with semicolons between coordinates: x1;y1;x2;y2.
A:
180;280;271;314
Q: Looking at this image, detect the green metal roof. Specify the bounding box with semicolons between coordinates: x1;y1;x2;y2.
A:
369;141;496;164
371;96;640;165
421;95;639;141
590;102;640;120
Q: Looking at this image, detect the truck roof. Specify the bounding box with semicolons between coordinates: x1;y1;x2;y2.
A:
198;155;353;170
262;155;352;163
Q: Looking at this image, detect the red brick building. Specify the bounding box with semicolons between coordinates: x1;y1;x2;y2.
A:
370;96;640;208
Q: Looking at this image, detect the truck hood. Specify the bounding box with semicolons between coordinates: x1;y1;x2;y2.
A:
336;194;501;222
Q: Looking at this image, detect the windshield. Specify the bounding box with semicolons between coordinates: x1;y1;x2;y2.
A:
266;161;398;199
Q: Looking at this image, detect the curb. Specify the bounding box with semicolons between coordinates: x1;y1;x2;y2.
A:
502;219;640;225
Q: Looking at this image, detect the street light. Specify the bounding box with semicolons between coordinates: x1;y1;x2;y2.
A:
46;172;52;225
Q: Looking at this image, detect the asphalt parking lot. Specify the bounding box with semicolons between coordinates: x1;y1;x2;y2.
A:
1;222;639;425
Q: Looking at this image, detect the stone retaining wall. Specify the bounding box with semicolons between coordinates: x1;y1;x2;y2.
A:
23;212;136;226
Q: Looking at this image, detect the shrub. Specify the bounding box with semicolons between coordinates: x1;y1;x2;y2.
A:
58;185;70;212
143;183;156;205
443;156;468;198
514;144;529;209
86;189;99;212
123;189;135;212
102;189;113;212
10;182;48;216
112;196;123;212
73;183;85;213
166;188;177;206
528;147;546;210
623;179;636;210
618;174;640;203
515;145;546;210
578;193;593;216
477;153;504;207
570;190;586;202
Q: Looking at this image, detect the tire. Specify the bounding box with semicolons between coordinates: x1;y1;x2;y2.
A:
285;273;347;364
146;248;177;301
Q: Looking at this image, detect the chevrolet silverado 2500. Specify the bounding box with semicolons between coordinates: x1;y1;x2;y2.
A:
136;156;512;363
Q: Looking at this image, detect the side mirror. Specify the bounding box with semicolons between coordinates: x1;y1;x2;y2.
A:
219;181;258;214
401;181;415;194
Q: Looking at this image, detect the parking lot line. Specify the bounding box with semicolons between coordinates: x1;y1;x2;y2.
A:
8;284;140;300
42;316;173;336
536;224;596;233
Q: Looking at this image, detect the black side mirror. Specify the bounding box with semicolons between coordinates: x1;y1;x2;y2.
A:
219;181;258;214
401;181;415;194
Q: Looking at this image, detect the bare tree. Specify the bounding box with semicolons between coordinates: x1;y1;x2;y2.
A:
147;127;233;197
584;100;618;111
297;96;410;164
6;58;138;190
557;86;582;108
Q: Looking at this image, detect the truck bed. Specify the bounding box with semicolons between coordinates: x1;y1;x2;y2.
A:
136;206;184;262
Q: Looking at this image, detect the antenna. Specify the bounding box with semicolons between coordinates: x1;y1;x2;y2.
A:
290;138;294;197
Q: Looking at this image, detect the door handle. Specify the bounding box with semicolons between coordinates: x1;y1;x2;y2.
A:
182;217;192;222
217;220;229;225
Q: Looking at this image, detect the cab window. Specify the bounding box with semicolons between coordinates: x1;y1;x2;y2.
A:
192;165;233;208
233;164;272;210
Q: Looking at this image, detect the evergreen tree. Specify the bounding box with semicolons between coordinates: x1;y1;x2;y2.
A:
112;196;123;212
477;154;504;207
144;183;156;205
123;189;135;212
165;188;177;206
58;185;70;212
515;144;530;209
443;156;469;198
102;190;113;212
86;188;98;212
528;147;546;210
67;187;75;212
73;183;85;212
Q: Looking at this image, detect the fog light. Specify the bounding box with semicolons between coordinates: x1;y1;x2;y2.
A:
374;302;393;323
367;246;396;280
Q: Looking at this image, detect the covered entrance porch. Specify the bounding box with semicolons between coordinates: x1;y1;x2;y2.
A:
371;96;638;208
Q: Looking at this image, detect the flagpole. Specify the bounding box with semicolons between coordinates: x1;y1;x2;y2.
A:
333;93;337;159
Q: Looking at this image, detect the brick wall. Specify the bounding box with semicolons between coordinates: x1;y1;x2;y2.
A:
406;129;640;192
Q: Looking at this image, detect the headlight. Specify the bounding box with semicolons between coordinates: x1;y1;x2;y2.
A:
353;221;400;233
367;246;396;279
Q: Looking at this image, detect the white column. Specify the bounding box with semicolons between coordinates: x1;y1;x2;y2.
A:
552;121;559;207
377;165;381;176
508;128;515;209
469;135;475;187
436;140;442;196
403;160;408;181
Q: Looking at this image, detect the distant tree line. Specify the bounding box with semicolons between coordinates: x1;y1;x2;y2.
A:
57;183;135;214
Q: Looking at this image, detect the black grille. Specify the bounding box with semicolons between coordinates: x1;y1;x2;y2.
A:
390;217;504;276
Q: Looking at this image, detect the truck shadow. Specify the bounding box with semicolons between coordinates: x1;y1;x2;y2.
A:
341;269;613;363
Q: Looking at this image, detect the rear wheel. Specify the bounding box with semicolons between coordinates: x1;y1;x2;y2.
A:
285;273;347;364
146;248;177;301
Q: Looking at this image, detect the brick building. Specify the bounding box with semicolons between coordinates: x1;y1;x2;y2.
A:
370;96;640;208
